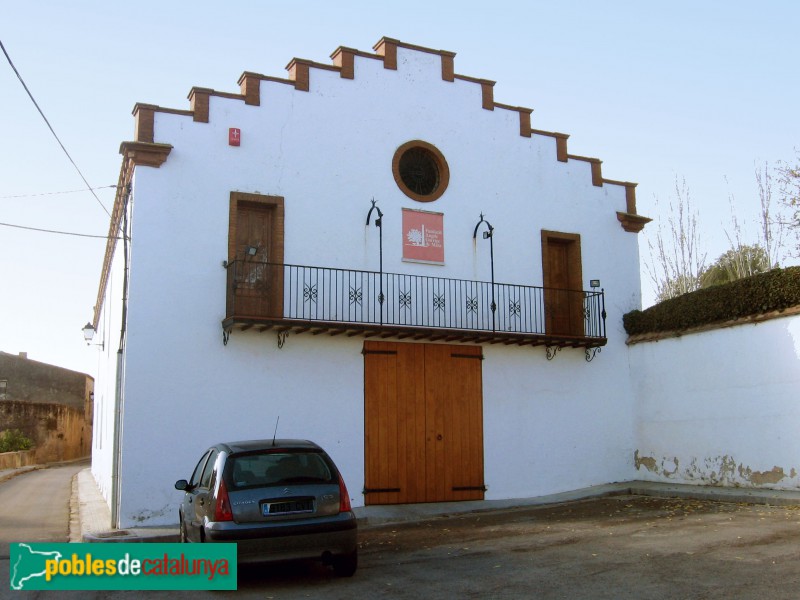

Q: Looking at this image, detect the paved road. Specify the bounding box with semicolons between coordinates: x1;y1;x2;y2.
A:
3;487;800;598
0;462;87;551
230;495;800;599
0;461;86;595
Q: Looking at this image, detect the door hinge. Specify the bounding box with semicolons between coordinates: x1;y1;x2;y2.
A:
363;487;401;494
451;353;484;360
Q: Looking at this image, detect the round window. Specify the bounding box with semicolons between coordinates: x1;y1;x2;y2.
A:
392;140;449;202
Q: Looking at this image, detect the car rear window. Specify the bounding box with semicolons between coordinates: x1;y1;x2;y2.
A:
227;450;335;489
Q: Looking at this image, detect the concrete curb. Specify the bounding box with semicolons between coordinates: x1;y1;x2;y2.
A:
0;465;44;484
69;471;81;542
83;529;180;543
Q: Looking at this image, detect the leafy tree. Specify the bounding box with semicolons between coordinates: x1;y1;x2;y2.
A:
700;244;770;288
0;429;33;452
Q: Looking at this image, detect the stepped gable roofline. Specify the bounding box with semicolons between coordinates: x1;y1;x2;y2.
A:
94;36;650;323
127;37;644;213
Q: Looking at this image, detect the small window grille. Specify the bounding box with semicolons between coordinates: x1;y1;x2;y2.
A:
392;140;450;202
399;147;440;196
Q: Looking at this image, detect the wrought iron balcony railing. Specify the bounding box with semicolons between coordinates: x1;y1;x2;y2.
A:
223;260;606;349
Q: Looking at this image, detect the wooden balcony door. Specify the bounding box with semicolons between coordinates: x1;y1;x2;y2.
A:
542;230;584;337
227;193;284;318
364;341;484;505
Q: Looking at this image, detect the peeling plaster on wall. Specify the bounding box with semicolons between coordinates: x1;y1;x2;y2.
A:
634;451;678;477
740;465;787;486
717;455;738;485
662;457;679;477
634;452;798;488
634;450;657;472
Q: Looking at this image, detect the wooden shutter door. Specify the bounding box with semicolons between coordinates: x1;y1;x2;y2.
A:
363;342;427;505
445;346;485;501
227;193;285;320
542;232;584;337
235;203;274;317
364;341;484;505
424;344;484;502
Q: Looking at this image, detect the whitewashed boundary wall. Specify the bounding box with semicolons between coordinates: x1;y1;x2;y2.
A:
629;312;800;490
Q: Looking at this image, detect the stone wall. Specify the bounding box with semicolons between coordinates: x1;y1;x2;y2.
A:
0;401;90;462
0;450;36;469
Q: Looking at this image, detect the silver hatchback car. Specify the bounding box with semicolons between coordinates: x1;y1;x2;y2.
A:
175;439;358;576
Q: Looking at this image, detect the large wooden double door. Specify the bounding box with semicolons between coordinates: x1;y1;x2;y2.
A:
363;341;485;505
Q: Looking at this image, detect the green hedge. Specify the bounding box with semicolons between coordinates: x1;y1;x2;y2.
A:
623;266;800;336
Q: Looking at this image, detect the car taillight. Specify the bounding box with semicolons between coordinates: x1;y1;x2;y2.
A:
214;479;233;522
338;473;352;513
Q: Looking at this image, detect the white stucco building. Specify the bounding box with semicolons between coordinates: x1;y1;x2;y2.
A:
89;36;799;529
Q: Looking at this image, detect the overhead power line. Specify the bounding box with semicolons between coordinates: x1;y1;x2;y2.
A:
0;38;112;218
0;184;118;199
0;221;123;240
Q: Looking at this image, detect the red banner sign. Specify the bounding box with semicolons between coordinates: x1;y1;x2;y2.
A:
402;209;444;264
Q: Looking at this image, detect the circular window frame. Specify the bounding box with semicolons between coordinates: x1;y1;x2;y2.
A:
392;140;450;202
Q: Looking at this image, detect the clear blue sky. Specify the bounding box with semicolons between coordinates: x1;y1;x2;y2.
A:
2;1;798;375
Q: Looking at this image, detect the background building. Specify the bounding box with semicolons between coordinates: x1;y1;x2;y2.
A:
0;351;93;465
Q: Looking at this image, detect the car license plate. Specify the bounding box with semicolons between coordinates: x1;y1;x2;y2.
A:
263;498;314;516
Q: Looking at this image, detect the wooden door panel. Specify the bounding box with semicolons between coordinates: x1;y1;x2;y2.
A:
363;342;401;506
448;348;485;501
423;344;450;502
231;199;283;318
542;233;584;337
364;341;484;505
545;241;572;335
398;343;427;503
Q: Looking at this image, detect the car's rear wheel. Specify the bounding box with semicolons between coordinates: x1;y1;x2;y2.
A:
332;549;357;577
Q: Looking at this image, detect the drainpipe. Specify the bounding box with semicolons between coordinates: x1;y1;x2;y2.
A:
111;351;124;527
111;183;131;528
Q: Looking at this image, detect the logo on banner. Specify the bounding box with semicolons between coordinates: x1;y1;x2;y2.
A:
402;208;444;264
9;543;237;591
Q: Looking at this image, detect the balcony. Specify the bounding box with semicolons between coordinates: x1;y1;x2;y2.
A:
222;260;606;355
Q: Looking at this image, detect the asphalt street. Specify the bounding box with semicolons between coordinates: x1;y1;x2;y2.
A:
0;461;86;598
0;462;86;553
2;465;800;599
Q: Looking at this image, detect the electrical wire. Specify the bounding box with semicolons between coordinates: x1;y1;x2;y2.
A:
0;221;123;240
0;185;117;199
0;38;112;218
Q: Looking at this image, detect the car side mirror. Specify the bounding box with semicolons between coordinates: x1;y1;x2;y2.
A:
175;479;190;491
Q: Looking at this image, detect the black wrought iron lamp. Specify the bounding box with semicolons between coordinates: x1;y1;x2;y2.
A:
366;199;385;324
473;213;496;332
